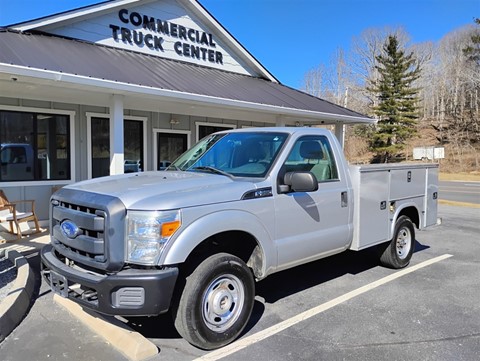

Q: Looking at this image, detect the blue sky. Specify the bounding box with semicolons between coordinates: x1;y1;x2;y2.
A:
0;0;478;88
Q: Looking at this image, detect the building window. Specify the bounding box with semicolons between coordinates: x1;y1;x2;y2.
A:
124;119;144;173
91;117;110;178
0;110;70;181
197;122;236;141
90;116;145;178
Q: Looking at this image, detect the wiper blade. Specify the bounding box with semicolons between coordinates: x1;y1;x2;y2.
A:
192;166;232;178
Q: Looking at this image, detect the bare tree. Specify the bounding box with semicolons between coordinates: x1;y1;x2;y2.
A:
421;24;480;170
302;64;326;98
301;22;480;170
348;27;411;107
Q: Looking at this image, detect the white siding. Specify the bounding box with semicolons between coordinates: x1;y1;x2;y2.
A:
46;0;254;75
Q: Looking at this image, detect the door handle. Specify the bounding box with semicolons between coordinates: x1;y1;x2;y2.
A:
341;191;348;208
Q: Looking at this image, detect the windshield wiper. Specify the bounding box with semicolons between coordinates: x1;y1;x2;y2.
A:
192;166;232;178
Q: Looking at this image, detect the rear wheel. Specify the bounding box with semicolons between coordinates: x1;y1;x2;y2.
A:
379;215;415;269
173;253;255;350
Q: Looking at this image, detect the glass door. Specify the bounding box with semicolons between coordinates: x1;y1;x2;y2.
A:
156;132;188;170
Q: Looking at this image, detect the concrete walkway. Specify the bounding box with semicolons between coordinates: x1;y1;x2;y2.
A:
0;229;49;342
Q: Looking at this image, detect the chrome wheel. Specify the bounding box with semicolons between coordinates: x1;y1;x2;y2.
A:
396;225;412;260
202;274;245;332
379;215;415;269
173;253;255;350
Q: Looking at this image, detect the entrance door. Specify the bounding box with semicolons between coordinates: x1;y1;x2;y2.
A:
156;132;188;170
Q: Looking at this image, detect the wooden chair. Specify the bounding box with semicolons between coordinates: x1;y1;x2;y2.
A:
0;189;41;239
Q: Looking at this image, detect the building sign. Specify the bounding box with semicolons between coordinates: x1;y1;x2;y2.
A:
109;9;223;65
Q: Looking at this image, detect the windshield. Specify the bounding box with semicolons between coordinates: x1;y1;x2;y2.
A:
169;132;288;177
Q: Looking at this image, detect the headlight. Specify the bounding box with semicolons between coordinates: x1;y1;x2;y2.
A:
126;210;181;265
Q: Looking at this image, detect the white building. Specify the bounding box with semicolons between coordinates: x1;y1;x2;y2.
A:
0;0;372;222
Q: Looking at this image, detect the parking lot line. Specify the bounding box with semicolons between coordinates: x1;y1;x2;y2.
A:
195;254;453;361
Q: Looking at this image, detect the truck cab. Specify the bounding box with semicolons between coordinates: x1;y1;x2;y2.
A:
0;143;34;180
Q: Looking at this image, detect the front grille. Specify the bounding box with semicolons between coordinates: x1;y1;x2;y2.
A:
50;188;126;272
52;200;107;263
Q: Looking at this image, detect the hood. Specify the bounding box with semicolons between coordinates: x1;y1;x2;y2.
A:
65;171;259;210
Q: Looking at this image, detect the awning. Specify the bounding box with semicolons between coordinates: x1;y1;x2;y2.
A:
0;29;372;124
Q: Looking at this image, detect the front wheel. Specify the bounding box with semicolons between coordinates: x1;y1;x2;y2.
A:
173;253;255;350
379;215;415;269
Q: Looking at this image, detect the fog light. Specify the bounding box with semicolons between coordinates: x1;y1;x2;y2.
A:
112;287;145;307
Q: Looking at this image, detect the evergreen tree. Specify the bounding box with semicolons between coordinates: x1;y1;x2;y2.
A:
368;35;421;163
463;18;480;65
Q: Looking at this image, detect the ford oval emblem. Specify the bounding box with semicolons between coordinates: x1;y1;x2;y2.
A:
60;220;80;238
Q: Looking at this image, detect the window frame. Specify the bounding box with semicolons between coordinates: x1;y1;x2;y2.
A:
86;113;147;179
0;105;75;186
283;135;340;184
153;128;191;170
195;121;236;142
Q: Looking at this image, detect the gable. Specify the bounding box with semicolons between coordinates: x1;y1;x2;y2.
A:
15;0;261;77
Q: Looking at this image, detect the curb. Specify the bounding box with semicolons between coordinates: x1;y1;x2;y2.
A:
54;295;159;361
0;249;35;342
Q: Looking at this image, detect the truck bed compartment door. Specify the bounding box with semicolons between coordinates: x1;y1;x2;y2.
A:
351;169;390;250
425;167;439;227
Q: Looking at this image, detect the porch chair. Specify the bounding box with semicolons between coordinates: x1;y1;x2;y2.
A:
0;189;41;239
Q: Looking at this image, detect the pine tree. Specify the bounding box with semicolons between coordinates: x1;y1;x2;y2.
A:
463;18;480;65
368;35;421;163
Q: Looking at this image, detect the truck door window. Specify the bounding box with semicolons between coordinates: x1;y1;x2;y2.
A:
5;147;27;164
1;147;13;164
283;136;339;182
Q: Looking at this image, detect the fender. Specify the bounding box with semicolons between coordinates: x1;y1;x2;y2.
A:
389;200;422;238
161;209;276;278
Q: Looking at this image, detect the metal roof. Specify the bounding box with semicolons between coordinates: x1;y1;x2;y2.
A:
0;30;370;121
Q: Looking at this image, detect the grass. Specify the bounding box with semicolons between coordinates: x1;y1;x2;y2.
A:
439;172;480;182
438;199;480;208
439;172;480;208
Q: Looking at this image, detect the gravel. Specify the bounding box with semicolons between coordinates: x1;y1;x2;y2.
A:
0;255;17;301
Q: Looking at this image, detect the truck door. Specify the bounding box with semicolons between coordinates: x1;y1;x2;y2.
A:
274;135;352;270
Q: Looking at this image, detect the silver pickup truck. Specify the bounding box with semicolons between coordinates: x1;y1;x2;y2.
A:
41;127;439;350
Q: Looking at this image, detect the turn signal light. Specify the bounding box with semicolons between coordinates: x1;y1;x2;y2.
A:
161;220;181;237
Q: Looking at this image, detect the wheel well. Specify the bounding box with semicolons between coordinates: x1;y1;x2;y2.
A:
181;231;262;278
398;206;420;229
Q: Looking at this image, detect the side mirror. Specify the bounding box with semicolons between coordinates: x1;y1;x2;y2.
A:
281;171;318;193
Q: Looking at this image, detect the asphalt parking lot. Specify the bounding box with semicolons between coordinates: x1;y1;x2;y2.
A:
1;204;479;361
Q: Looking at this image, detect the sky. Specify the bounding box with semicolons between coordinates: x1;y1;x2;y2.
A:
0;0;478;89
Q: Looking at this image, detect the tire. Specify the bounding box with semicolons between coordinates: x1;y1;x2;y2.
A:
379;215;415;269
173;253;255;350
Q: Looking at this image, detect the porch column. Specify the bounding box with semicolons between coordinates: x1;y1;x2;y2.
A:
334;123;345;149
109;94;124;175
275;115;286;127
